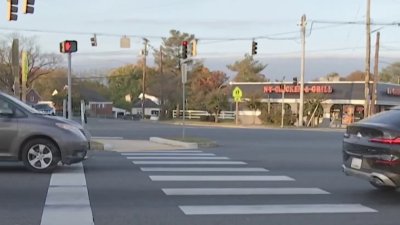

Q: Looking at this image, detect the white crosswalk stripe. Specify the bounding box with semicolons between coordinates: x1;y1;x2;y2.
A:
122;150;203;154
127;156;229;160
179;204;377;215
40;163;94;225
122;153;216;156
125;150;377;216
162;188;329;195
133;161;247;165
149;175;294;181
140;167;269;172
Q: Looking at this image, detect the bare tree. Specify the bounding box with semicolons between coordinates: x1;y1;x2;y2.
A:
0;34;62;91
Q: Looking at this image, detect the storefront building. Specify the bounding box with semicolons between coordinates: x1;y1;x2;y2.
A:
229;81;400;126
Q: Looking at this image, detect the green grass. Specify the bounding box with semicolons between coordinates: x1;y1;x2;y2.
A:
90;140;104;150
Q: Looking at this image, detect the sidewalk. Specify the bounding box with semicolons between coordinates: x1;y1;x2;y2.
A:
160;120;345;132
92;137;197;152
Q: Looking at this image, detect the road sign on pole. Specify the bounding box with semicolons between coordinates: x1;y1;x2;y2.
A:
232;87;243;100
232;87;243;125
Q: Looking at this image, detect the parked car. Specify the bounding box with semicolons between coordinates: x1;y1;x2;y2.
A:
0;91;90;172
32;103;56;116
342;106;400;191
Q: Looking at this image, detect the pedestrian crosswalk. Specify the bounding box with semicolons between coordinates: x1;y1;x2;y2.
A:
122;150;378;216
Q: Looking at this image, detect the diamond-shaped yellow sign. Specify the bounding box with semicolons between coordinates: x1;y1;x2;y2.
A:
232;87;243;98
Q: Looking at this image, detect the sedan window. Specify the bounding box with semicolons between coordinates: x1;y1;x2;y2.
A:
362;109;400;127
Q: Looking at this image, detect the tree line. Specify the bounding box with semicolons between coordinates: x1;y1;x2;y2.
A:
1;30;400;123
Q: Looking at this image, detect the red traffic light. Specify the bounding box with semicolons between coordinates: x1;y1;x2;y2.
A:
60;40;78;53
182;41;188;46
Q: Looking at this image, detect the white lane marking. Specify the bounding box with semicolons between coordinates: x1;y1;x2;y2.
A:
140;167;268;172
41;163;94;225
122;153;215;156
162;188;329;196
149;175;294;181
127;156;229;160
179;204;378;215
122;150;203;154
133;161;247;165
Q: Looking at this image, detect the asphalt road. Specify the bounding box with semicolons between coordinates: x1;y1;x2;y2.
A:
1;118;400;225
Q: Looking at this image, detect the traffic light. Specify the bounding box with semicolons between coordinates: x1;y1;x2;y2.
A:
293;77;298;85
60;40;78;53
181;41;188;59
90;34;97;47
22;0;34;14
190;39;197;57
7;0;18;21
251;40;258;55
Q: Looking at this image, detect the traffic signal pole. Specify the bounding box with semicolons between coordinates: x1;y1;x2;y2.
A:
67;52;72;120
181;61;188;139
299;15;306;127
142;38;148;119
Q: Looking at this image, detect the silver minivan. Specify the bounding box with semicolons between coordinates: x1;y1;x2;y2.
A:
0;91;90;172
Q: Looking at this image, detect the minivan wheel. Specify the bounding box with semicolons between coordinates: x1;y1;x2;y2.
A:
21;139;60;173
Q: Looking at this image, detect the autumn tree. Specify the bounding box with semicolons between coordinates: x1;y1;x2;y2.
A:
227;54;268;82
188;66;229;122
345;70;366;81
304;93;325;127
108;64;145;110
32;68;68;100
246;94;262;124
380;62;400;84
0;35;62;92
204;89;229;123
151;30;197;119
321;72;346;81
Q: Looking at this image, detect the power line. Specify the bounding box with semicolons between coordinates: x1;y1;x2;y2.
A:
0;20;375;43
311;20;400;26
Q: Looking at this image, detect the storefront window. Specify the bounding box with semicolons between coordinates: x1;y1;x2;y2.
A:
342;105;355;125
330;104;342;127
354;105;364;122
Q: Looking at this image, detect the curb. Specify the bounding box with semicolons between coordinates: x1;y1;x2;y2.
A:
102;143;114;151
161;121;345;132
149;137;198;149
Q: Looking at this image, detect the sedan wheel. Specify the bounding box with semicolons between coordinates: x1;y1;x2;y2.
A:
22;139;60;173
370;181;398;191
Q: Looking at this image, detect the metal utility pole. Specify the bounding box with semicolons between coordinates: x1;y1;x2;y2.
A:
11;39;19;98
364;0;371;118
181;62;187;139
281;76;286;128
371;32;380;116
159;46;164;118
299;14;306;127
142;38;148;119
67;52;72;120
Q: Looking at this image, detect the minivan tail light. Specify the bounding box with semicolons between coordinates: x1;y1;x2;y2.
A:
369;137;400;144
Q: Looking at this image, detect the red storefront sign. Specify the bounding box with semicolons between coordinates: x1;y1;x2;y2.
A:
263;85;333;94
386;88;400;96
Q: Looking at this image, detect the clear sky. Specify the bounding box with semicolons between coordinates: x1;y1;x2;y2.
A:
1;0;400;80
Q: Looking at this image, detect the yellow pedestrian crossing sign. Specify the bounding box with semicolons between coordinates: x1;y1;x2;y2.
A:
232;87;243;102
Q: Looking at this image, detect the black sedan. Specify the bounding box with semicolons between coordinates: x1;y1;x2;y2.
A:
342;106;400;191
